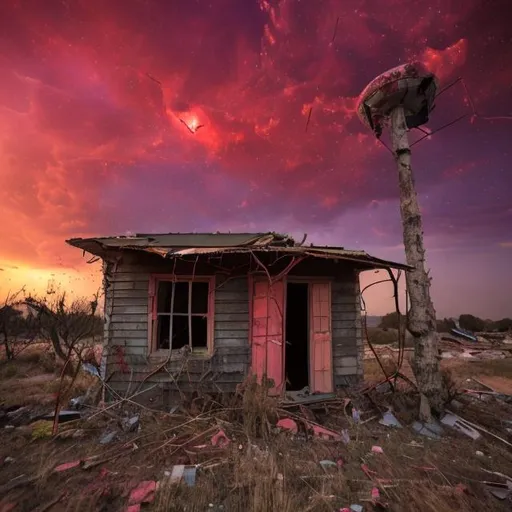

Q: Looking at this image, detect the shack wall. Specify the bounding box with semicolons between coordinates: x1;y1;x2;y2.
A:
103;257;250;407
102;252;362;405
331;274;364;388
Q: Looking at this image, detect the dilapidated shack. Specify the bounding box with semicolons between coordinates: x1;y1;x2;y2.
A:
67;232;408;405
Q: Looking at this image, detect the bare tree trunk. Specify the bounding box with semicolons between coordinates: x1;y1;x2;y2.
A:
390;107;444;421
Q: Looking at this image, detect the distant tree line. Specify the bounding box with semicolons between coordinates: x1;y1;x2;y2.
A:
378;311;512;333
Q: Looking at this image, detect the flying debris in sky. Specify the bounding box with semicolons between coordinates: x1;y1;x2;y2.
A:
180;117;205;134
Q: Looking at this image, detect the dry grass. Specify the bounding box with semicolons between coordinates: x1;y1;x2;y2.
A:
1;348;512;510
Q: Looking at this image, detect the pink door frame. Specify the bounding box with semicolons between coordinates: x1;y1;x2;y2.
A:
249;276;334;394
309;281;334;393
249;276;285;394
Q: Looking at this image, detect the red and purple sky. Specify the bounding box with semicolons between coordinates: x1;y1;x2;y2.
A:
0;0;511;318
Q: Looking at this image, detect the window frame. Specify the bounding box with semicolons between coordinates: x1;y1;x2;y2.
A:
148;274;215;357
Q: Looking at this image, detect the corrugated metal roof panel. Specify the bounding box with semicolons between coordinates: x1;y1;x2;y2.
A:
65;233;412;270
66;232;292;250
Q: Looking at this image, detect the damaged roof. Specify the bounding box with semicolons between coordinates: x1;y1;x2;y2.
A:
66;232;412;270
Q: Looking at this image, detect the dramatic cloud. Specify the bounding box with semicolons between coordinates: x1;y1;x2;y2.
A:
0;0;511;316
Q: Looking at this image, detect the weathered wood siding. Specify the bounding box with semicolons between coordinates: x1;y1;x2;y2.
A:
331;271;363;388
102;252;363;403
103;260;250;404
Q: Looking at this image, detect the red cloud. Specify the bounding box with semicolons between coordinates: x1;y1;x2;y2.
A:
0;0;509;283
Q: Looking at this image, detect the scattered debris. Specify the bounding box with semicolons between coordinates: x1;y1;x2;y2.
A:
441;412;481;440
276;418;298;434
121;415;140;433
69;395;87;409
211;429;230;448
41;410;81;423
412;420;443;440
99;431;118;445
319;459;338;471
281;390;336;406
82;363;101;378
309;423;342;441
445;409;512;448
127;481;157;507
485;481;512;500
164;465;197;487
371;445;384;454
379;409;402;428
451;327;478;342
54;460;81;472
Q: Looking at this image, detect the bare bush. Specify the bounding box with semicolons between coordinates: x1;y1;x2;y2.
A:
0;288;39;360
25;292;102;375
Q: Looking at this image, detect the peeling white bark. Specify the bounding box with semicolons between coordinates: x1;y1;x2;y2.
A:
390;107;444;420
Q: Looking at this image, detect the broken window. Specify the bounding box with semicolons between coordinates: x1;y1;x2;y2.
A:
151;279;211;353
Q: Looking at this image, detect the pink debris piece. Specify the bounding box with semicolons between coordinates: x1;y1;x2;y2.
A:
371;487;380;501
311;424;342;441
339;509;351;512
277;418;298;434
211;429;230;448
125;506;141;512
54;460;81;472
128;481;157;505
371;445;384;454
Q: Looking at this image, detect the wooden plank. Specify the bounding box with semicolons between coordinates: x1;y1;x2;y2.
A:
215;292;250;302
112;273;150;282
112;305;148;315
331;281;356;293
214;312;250;322
214;329;250;339
110;329;148;339
214;302;249;314
213;338;249;348
216;277;248;292
331;302;357;312
214;320;249;331
110;322;147;331
111;289;149;299
110;281;149;291
213;354;249;364
213;346;250;356
110;314;148;323
332;314;358;324
112;297;149;307
333;366;358;375
110;345;148;356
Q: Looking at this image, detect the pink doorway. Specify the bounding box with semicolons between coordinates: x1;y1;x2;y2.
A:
309;282;333;393
250;278;285;394
250;278;333;395
283;281;334;393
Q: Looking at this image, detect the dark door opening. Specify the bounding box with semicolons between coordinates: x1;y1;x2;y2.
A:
285;283;309;391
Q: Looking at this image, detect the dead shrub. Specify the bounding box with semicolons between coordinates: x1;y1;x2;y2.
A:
441;368;459;403
366;327;398;345
39;350;57;373
0;362;18;379
238;375;278;439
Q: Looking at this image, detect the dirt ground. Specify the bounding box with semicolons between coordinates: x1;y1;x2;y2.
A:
1;347;512;511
